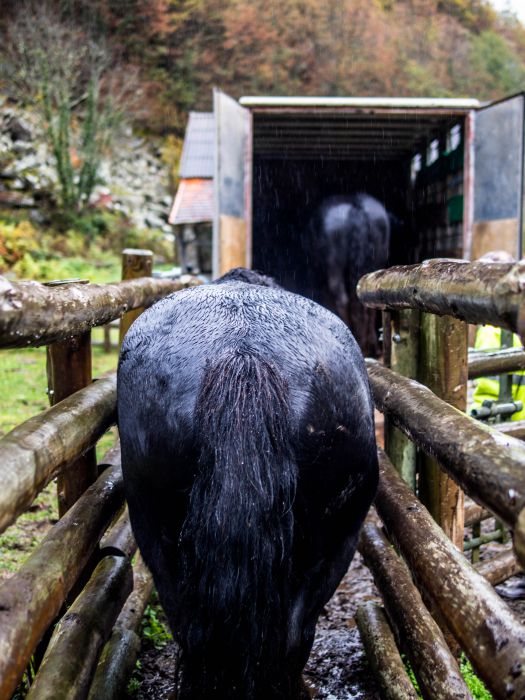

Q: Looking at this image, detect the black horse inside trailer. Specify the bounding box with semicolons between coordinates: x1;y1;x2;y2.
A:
212;91;525;309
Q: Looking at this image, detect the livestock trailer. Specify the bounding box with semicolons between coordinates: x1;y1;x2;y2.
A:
213;90;525;293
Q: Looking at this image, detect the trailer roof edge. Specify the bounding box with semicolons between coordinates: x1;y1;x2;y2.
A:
239;96;481;110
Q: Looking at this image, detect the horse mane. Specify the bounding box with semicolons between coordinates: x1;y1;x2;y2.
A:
215;267;282;289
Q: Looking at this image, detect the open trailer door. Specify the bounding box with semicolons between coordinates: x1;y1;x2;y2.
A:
472;93;525;260
213;88;252;278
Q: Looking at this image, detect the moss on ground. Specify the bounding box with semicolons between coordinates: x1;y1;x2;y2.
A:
404;654;492;699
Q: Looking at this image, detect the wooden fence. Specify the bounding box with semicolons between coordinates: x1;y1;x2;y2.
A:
5;252;525;699
356;258;525;700
0;249;199;700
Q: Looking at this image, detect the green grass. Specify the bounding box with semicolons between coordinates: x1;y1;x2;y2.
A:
21;252;121;285
0;344;118;437
0;348;49;437
0;342;119;579
0;485;57;578
125;593;173;697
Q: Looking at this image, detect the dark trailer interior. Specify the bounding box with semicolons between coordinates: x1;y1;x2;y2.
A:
214;93;525;295
240;96;479;297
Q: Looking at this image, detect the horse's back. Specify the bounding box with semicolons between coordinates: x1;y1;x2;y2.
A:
119;280;372;427
118;278;376;526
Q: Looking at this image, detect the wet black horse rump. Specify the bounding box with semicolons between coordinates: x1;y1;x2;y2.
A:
305;194;391;357
117;269;378;699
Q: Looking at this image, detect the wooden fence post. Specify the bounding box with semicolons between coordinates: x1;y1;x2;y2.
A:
384;309;420;491
418;313;467;549
46;281;97;517
119;249;153;346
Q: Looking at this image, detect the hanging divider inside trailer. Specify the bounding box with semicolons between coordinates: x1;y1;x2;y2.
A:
0;256;200;700
356;258;525;700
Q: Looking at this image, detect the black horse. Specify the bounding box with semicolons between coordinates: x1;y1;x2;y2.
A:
306;193;391;357
117;268;378;699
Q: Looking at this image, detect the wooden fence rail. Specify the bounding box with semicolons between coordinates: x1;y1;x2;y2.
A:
366;358;525;547
355;603;419;700
0;251;199;699
375;449;525;699
358;520;471;699
468;347;525;378
356;259;525;699
87;554;153;700
26;554;134;700
0;374;116;535
0;456;124;700
0;275;195;349
358;259;525;340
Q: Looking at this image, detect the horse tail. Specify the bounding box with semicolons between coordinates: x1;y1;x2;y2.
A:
175;349;297;699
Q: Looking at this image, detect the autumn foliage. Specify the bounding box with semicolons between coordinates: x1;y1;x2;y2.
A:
1;0;525;134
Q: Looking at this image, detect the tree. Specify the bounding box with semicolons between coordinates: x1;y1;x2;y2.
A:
2;1;138;212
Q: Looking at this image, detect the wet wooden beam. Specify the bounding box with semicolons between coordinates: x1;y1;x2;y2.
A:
0;274;199;349
375;448;525;700
357;259;525;342
475;545;522;586
119;249;153;345
418;313;466;549
464;501;489;527
99;506;137;559
356;602;419;700
385;309;419;490
497;420;525;440
46;331;97;516
464;529;506;550
26;555;133;700
0;458;124;700
365;359;525;561
86;628;140;700
88;555;154;700
359;522;471;700
115;554;154;632
468;347;525;379
0;373;116;535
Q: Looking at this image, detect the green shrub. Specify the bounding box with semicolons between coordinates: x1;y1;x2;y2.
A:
141;594;172;650
0;220;38;271
123;227;174;262
50;209;112;241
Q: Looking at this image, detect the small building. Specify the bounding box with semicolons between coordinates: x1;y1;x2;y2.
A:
169;112;214;275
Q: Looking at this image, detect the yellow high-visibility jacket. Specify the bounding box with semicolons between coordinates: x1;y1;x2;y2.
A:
471;325;525;421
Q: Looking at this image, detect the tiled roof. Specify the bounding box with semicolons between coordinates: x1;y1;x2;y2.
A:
179;112;214;179
168;178;214;225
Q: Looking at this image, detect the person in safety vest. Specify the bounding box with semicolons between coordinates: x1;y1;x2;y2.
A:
470;251;525;422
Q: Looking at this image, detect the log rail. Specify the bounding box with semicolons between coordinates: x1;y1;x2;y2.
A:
357;258;525;341
0;251;199;700
356;259;525;699
0;273;198;349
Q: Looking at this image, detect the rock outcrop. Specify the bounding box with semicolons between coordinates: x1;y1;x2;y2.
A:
0;97;173;233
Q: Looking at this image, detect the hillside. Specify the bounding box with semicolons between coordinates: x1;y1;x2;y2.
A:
0;0;523;286
1;0;525;137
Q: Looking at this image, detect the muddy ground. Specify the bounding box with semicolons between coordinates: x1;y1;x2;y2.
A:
128;550;382;700
128;533;525;700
